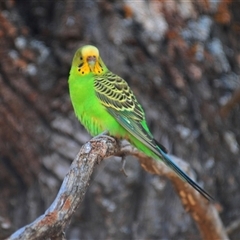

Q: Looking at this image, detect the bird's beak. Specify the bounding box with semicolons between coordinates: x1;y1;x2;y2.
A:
87;56;97;71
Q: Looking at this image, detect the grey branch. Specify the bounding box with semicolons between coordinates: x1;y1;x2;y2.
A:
8;136;228;240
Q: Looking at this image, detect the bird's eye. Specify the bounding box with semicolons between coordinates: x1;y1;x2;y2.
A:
80;57;83;60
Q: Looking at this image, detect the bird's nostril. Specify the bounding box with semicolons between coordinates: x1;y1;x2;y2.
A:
87;56;96;62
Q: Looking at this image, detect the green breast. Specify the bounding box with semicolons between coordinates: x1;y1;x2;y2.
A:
68;72;118;136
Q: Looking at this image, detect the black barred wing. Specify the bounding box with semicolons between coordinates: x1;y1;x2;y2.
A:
94;72;144;122
94;71;155;143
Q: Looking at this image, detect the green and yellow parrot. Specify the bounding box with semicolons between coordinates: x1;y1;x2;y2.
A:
68;45;212;200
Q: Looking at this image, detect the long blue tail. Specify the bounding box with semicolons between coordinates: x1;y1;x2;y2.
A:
158;148;213;201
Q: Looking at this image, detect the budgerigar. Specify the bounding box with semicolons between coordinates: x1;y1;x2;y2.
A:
68;45;212;200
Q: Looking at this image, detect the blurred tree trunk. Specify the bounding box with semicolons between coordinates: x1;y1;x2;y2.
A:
1;0;240;239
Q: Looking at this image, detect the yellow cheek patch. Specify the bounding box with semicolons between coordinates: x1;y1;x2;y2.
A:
93;61;104;75
77;59;104;76
78;62;91;75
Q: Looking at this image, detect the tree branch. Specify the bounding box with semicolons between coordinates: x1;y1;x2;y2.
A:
8;137;228;240
121;142;229;240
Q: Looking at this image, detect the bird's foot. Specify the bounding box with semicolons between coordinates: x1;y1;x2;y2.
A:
91;130;116;142
120;155;128;177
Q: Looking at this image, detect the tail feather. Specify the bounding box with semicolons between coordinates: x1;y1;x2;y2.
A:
158;148;213;201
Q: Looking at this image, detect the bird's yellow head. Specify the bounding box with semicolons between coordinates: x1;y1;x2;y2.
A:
72;45;107;76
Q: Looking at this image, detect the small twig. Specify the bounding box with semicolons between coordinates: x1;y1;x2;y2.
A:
226;218;240;235
120;155;128;177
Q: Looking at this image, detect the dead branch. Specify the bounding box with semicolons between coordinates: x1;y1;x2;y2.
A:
7;136;119;240
121;142;229;240
226;218;240;236
8;137;228;240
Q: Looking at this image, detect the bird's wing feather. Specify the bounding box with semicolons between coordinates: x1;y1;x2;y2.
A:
94;72;144;121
